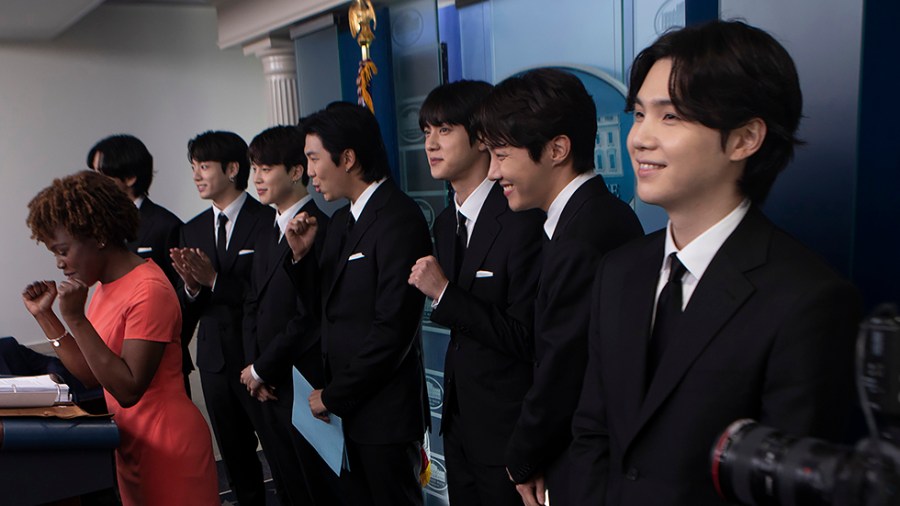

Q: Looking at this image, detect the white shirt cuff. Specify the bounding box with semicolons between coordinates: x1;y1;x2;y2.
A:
184;285;200;301
431;281;449;309
250;364;264;383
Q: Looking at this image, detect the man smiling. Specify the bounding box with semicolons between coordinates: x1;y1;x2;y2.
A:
477;68;643;506
170;130;272;506
570;21;860;505
408;80;544;506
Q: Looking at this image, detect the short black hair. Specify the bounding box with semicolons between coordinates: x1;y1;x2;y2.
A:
187;131;251;190
248;125;309;185
302;102;390;183
419;80;493;144
86;134;153;197
477;68;597;174
626;20;803;203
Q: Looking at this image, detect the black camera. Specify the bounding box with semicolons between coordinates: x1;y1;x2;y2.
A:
710;305;900;506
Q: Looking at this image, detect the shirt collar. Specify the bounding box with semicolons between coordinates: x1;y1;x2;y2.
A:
544;173;594;239
275;194;312;235
350;178;386;221
663;199;751;280
133;196;145;209
213;192;247;225
455;177;494;225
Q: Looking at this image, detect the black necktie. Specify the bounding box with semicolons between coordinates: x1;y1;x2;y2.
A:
273;221;281;245
454;211;468;282
216;213;229;261
648;253;687;381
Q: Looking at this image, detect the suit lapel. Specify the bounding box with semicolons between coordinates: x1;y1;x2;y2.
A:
196;209;219;270
220;197;261;273
623;209;770;453
130;199;156;252
552;176;607;241
457;184;504;290
434;208;456;278
611;234;664;449
259;202;311;293
325;181;392;304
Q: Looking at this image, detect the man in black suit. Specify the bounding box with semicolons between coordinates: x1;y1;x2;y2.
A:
407;81;544;506
239;125;341;506
285;103;431;506
569;21;860;505
169;131;272;506
477;69;644;506
88;135;190;391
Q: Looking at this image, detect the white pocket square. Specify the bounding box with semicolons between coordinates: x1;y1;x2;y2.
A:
475;270;494;278
136;247;153;254
238;249;255;256
348;252;365;261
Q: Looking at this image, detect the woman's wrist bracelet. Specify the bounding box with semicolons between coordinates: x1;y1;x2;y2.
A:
47;330;67;348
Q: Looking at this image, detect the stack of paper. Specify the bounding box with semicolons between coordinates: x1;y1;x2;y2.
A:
0;374;70;408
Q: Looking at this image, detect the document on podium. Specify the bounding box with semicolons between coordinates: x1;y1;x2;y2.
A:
0;374;70;407
291;367;349;476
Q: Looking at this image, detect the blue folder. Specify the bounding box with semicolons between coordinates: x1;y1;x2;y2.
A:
291;367;349;476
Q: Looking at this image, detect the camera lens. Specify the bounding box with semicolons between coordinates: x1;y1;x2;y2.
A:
712;419;853;506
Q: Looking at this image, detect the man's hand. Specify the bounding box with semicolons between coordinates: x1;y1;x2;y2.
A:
514;473;546;506
177;248;217;288
309;388;330;423
285;212;318;262
408;256;449;300
170;248;201;293
240;365;277;402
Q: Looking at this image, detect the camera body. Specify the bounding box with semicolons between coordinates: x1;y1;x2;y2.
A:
711;306;900;506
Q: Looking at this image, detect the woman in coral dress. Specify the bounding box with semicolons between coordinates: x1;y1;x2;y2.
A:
22;170;219;505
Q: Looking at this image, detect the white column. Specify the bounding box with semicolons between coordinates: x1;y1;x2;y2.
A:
244;37;299;126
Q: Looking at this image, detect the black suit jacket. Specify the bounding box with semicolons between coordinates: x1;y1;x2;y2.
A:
506;175;644;483
317;179;432;445
430;183;544;465
570;207;860;505
130;198;182;288
179;196;274;374
243;198;329;388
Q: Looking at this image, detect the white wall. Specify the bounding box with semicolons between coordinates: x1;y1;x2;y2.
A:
0;4;267;345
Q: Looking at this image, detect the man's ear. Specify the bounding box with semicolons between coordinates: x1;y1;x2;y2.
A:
225;162;240;181
341;149;358;173
124;175;138;188
548;135;572;166
289;164;304;183
728;118;767;162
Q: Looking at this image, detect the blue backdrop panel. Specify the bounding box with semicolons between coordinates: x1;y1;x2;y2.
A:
337;7;401;181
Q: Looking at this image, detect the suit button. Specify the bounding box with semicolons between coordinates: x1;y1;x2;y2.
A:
625;467;639;481
454;343;460;351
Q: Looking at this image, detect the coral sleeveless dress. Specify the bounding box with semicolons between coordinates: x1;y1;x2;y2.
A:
87;260;219;505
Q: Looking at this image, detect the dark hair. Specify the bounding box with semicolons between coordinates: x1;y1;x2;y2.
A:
477;68;597;174
626;20;803;203
302;102;390;183
187;131;251;190
86;134;154;197
419;80;494;144
27;170;139;247
248;125;309;185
